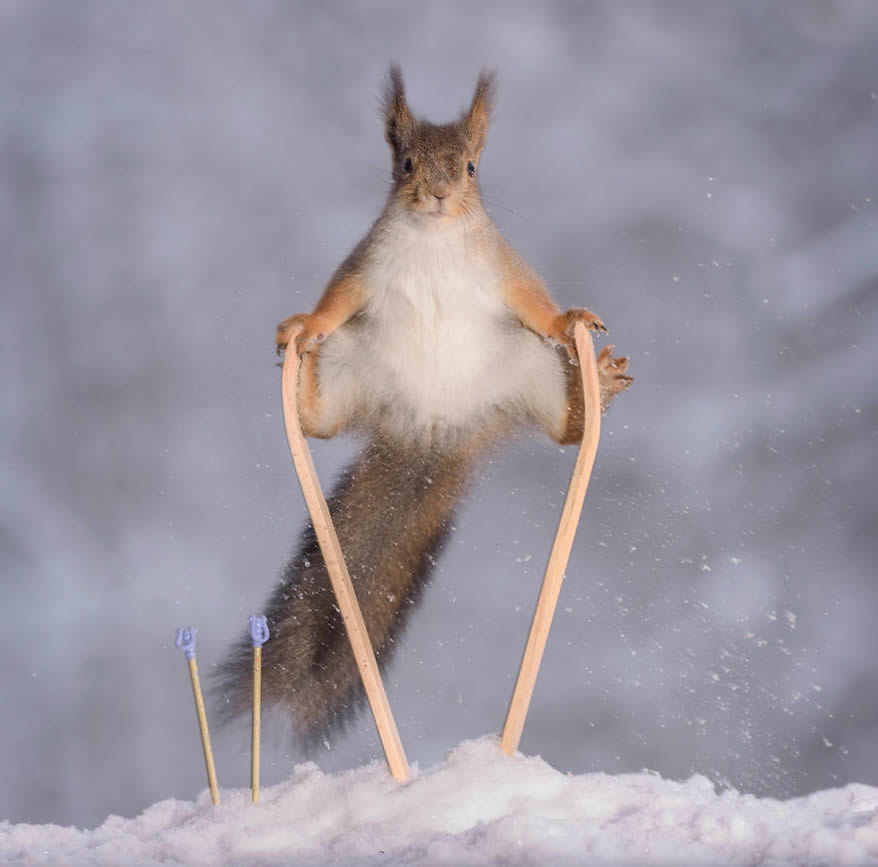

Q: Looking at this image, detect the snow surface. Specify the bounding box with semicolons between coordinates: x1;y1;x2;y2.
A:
3;738;877;866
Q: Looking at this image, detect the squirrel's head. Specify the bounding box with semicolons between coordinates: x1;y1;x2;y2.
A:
382;65;495;223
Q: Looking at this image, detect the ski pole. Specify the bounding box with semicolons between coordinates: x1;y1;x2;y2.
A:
249;614;269;804
175;626;220;805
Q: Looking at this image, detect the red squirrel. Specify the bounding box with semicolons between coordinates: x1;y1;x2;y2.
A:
220;67;632;744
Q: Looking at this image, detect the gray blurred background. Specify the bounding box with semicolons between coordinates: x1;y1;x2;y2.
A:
2;0;877;829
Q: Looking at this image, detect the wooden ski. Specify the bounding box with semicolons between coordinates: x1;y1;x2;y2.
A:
501;321;602;755
280;336;411;783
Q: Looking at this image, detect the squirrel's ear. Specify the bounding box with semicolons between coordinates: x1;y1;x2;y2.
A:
383;64;415;153
464;70;496;154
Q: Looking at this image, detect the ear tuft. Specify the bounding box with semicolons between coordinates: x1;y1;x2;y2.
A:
383;63;415;153
464;70;496;154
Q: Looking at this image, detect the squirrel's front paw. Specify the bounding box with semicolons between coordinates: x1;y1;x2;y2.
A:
276;314;327;356
548;307;607;357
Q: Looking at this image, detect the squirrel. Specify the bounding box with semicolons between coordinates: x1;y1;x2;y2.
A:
219;66;632;746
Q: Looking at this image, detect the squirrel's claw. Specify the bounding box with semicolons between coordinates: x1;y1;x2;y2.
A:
276;315;323;357
548;307;607;360
553;307;607;339
596;344;633;400
276;315;298;355
575;311;607;335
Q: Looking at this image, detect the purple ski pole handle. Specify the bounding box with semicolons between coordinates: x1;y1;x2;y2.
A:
175;626;197;660
249;615;269;648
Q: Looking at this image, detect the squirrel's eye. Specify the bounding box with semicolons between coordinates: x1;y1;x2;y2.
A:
403;157;413;174
467;161;476;177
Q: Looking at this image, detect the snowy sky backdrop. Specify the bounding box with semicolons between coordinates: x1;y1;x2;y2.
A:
2;1;877;829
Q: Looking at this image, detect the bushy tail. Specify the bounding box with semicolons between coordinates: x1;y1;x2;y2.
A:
217;433;480;746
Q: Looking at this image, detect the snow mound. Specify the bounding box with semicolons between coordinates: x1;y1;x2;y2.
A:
3;737;877;866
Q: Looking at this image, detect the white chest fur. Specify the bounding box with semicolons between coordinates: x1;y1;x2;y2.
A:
363;221;514;422
317;216;566;436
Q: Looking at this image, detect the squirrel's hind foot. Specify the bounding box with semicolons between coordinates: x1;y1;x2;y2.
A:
596;344;633;409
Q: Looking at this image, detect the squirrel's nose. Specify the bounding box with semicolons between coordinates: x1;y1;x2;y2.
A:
432;183;450;200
